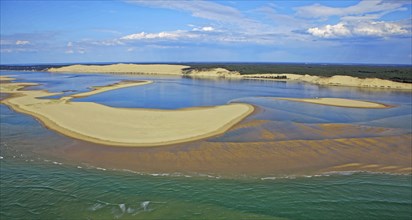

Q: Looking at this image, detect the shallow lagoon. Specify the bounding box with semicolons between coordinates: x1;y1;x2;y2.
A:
1;71;411;219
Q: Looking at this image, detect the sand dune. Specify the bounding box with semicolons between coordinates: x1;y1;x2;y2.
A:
244;73;412;90
185;68;242;78
277;97;391;108
48;64;189;75
1;79;254;147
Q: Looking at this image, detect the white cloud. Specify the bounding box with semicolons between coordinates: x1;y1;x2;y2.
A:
308;23;351;38
308;20;409;38
295;0;407;19
121;31;183;40
15;40;30;45
195;26;214;32
120;30;205;41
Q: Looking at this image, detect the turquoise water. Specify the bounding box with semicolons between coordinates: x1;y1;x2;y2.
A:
1;158;411;220
1;71;412;219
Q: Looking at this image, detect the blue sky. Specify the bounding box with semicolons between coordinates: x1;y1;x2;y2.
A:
1;0;411;64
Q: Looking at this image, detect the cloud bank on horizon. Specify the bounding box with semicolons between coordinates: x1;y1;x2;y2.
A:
1;0;411;64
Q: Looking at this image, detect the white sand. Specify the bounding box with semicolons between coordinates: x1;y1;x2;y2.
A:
1;80;254;147
277;97;390;108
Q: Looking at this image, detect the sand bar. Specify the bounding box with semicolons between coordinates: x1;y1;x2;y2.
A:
277;97;391;108
48;64;189;75
1;79;254;147
69;80;152;98
0;75;17;81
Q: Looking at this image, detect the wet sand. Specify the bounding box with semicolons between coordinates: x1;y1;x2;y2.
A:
1;79;254;147
277;97;391;109
43;120;412;177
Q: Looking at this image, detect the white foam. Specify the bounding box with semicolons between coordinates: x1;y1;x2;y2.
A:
119;204;126;213
141;201;150;211
88;203;105;211
126;207;135;214
0;156;3;159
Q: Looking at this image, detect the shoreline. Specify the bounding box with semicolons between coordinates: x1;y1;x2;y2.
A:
1;79;254;147
44;64;412;90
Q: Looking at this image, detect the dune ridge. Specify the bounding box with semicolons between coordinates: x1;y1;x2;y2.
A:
48;64;189;75
244;73;412;90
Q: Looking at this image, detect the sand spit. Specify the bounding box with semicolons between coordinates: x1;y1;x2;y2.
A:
69;80;152;99
244;73;412;90
0;75;17;81
48;64;190;75
277;97;391;109
1;80;254;147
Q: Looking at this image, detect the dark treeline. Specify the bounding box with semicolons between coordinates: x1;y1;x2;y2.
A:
185;63;412;83
0;65;66;71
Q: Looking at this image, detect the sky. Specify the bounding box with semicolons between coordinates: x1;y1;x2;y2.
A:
0;0;411;64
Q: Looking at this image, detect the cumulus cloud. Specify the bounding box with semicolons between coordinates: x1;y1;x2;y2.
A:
308;20;409;38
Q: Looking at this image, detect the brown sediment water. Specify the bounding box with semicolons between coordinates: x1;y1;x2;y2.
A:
35;119;412;177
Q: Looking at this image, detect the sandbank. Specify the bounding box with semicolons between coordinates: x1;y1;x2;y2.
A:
0;75;17;81
69;80;152;99
1;79;254;147
48;64;189;75
277;97;391;108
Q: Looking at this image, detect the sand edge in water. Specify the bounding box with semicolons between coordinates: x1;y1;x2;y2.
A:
0;77;254;147
277;97;392;109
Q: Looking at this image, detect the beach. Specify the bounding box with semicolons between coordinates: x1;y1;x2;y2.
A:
1;78;254;147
